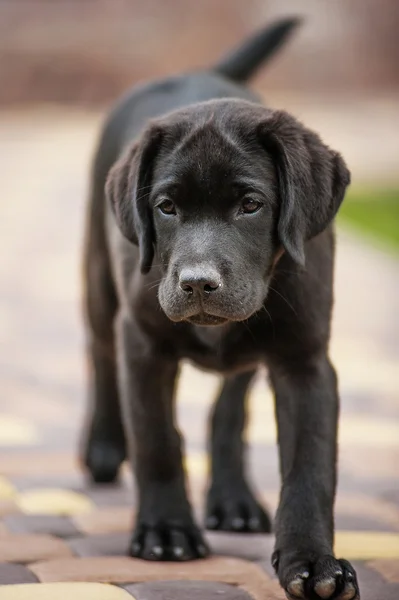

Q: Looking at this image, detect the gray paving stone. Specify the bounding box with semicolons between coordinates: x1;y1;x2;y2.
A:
122;581;254;599
0;563;39;585
4;514;79;538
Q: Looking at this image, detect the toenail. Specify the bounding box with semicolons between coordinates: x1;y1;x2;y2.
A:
131;543;141;554
152;545;163;557
198;544;208;557
232;517;245;529
302;571;310;579
248;517;260;530
173;546;184;558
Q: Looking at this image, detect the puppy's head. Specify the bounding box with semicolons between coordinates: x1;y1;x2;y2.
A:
106;100;350;326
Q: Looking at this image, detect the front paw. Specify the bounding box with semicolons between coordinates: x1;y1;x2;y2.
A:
83;422;126;484
206;481;272;533
130;518;209;561
273;551;360;600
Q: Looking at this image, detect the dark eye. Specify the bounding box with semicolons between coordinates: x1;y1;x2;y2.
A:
240;198;263;214
158;199;176;215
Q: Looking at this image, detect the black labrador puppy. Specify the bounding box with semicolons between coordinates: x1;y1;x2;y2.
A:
82;17;360;600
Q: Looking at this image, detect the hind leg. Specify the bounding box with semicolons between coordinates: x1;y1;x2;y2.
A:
83;338;126;484
81;194;126;484
206;370;271;533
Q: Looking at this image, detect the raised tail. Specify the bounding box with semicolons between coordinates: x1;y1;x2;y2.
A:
214;17;301;83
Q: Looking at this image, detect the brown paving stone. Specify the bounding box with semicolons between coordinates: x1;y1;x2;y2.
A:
0;533;73;563
0;453;78;477
0;500;19;517
369;559;399;583
122;581;255;599
335;492;399;531
0;562;39;584
4;515;79;538
73;507;133;535
68;533;130;557
29;556;277;599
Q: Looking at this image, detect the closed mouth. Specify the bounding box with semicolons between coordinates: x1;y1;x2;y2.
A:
186;313;229;327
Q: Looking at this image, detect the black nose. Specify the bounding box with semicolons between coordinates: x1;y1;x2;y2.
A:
179;268;221;295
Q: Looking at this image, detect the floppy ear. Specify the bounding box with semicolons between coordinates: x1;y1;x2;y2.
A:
259;110;350;266
105;125;163;274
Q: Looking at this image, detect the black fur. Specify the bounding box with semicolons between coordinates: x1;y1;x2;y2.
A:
81;18;359;600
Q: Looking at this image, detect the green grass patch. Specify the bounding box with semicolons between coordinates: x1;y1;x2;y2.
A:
338;187;399;253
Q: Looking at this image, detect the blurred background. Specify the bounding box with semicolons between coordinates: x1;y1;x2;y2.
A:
0;0;398;565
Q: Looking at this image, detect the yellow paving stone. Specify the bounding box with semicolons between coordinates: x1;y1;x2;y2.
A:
0;583;134;600
334;531;399;560
0;476;16;500
17;489;93;516
0;415;39;446
185;452;208;477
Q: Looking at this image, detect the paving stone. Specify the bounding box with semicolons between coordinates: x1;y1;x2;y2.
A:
335;513;397;532
0;563;39;584
29;556;274;599
16;488;93;516
0;582;134;599
369;558;399;582
0;533;73;563
0;453;78;477
207;532;274;563
85;485;133;508
0;500;19;517
334;531;399;560
73;506;133;535
122;581;254;600
335;492;399;531
4;514;79;538
0;477;16;500
0;415;39;447
68;532;130;557
351;561;399;600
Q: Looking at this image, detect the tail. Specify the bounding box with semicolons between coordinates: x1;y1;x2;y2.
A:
214;17;301;83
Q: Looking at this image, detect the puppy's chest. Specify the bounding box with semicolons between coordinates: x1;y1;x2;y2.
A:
181;325;266;373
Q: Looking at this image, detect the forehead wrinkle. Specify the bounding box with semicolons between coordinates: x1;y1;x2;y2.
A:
170;123;249;182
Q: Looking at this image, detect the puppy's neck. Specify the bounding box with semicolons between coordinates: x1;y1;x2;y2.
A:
192;323;231;348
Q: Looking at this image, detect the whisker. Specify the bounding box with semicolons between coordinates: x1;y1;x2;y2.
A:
268;285;298;316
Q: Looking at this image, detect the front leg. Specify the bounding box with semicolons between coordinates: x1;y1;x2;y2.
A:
206;370;271;533
115;311;208;561
270;354;359;600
